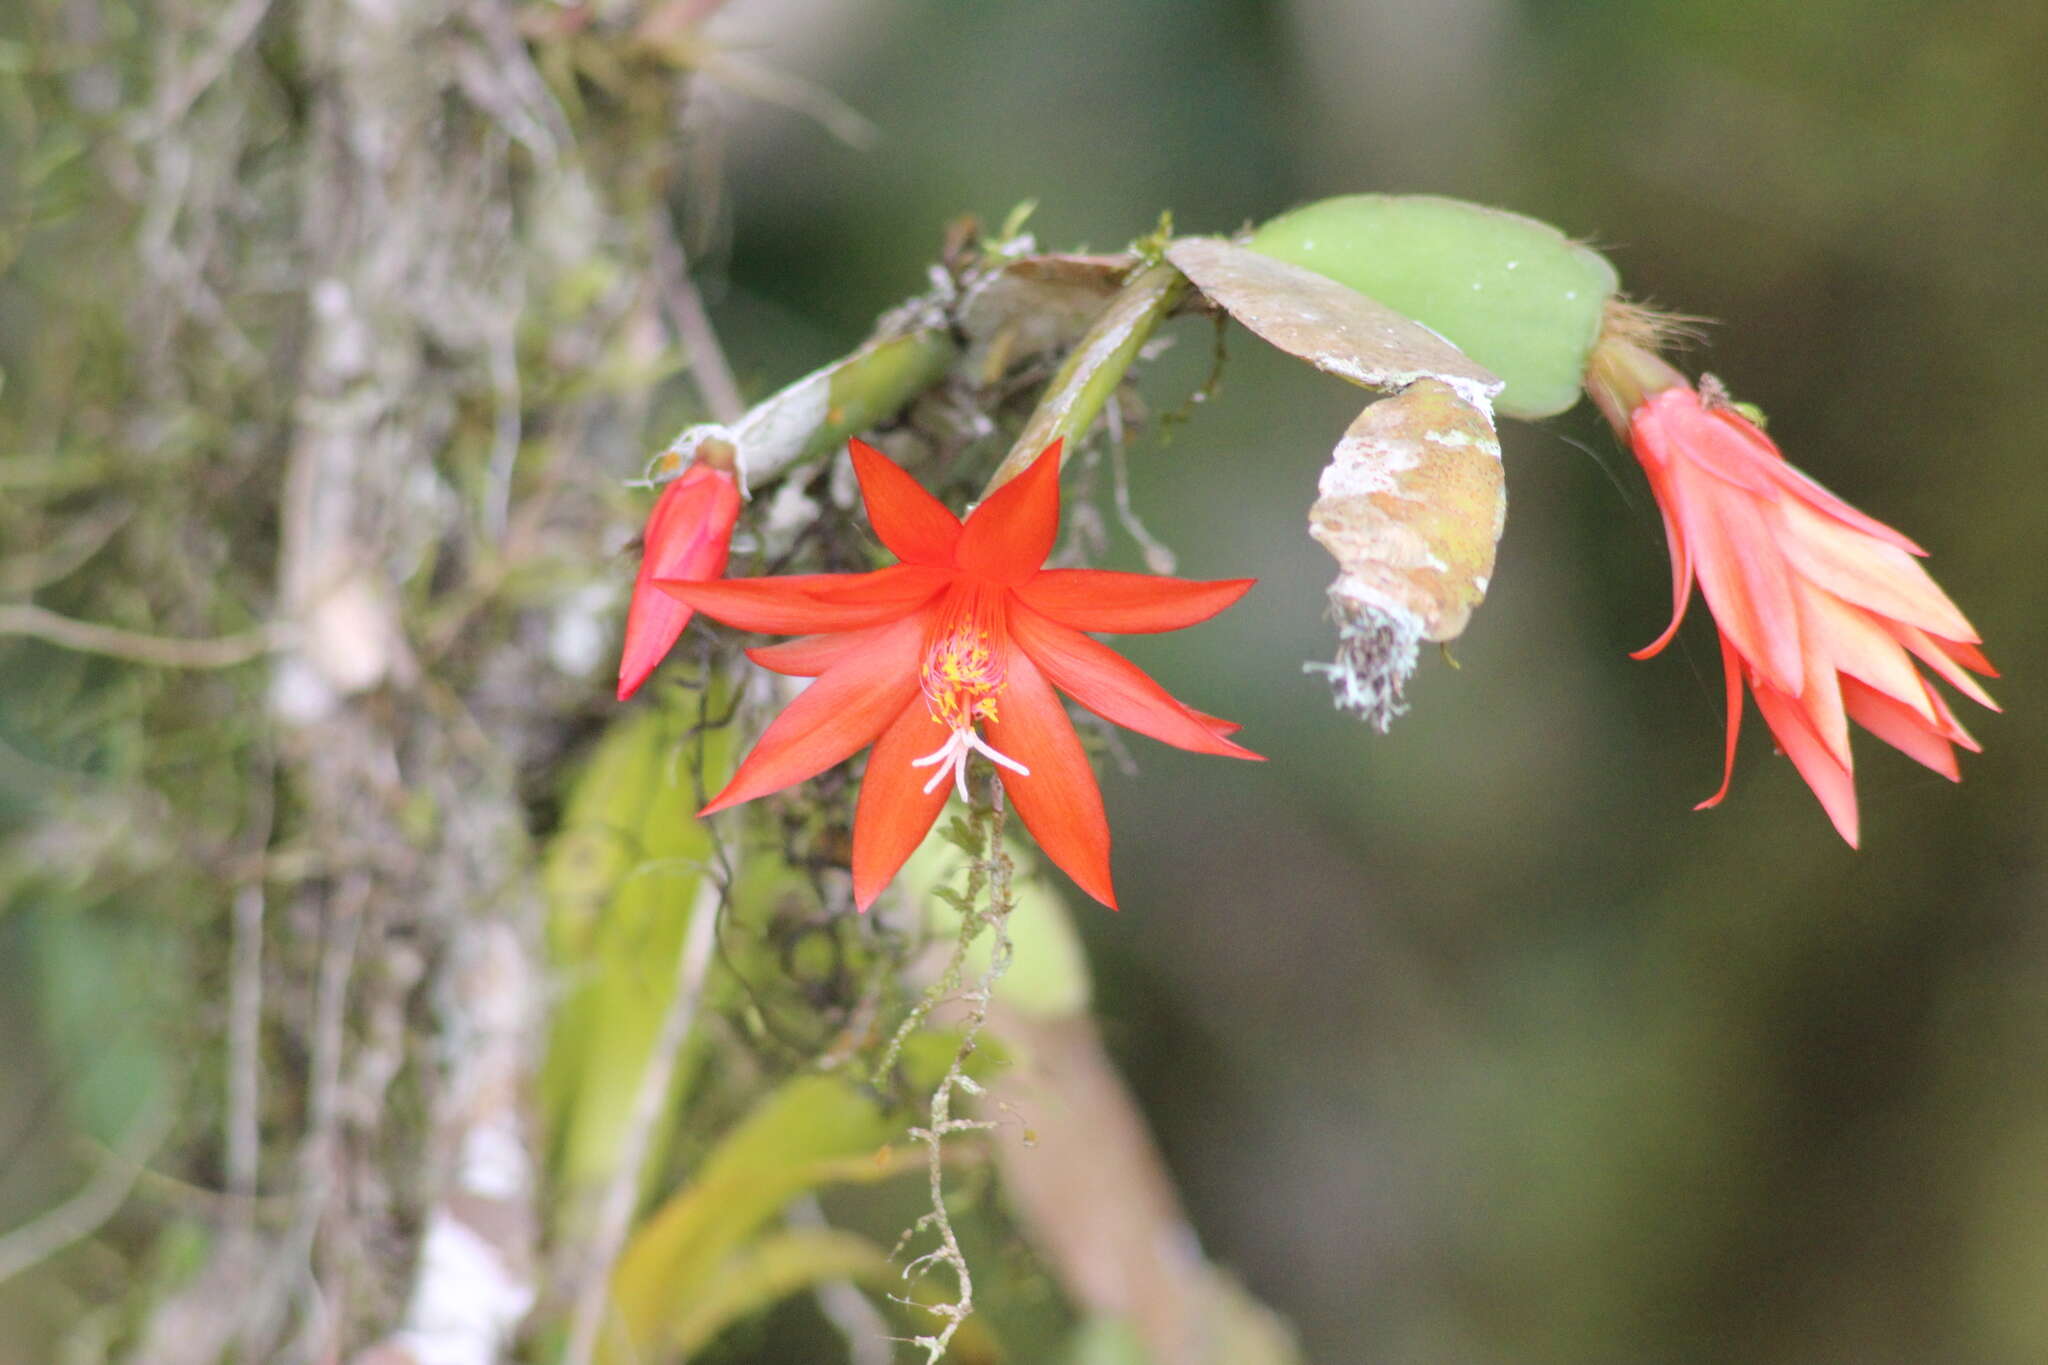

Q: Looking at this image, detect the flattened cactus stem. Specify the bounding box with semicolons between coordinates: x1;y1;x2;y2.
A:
655;327;960;491
802;327;960;465
985;262;1188;494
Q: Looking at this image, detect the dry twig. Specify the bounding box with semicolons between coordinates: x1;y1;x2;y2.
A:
0;603;283;668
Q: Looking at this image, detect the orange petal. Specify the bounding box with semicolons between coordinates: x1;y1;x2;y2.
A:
981;648;1116;909
1008;603;1260;760
851;702;954;910
848;439;961;566
956;440;1063;585
746;622;902;678
701;616;923;813
1013;569;1255;634
660;567;944;634
791;563;956;607
1752;681;1861;847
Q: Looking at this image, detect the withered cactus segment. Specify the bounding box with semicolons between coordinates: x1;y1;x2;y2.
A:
1307;379;1505;728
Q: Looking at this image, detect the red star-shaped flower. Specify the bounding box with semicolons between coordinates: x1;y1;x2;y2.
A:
658;439;1260;908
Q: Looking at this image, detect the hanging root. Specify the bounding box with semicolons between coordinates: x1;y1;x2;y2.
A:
877;771;1018;1364
1303;593;1422;733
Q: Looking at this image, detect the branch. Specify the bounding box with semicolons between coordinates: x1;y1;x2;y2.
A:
0;1086;175;1286
0;602;283;668
655;216;747;428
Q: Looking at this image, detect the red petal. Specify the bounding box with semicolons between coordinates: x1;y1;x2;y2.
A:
1633;390;1774;494
1936;636;1997;678
1629;459;1696;660
1668;460;1806;696
1772;497;1975;641
1752;681;1861;847
701;616;923;813
1758;453;1928;556
1694;632;1746;811
1008;604;1260;760
618;594;697;701
798;563;956;607
956;440;1063;585
1790;586;1852;768
850;702;954;910
1843;677;1960;781
1637;389;1924;555
659;566;944;634
1795;585;1936;721
981;648;1116;909
848;439;962;566
746;623;900;678
1923;686;1983;753
1013;570;1255;634
1888;622;2000;712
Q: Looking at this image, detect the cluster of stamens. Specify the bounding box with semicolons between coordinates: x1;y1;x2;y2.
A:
912;597;1030;799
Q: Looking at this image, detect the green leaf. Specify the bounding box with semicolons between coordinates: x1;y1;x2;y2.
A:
1064;1317;1151;1365
601;1075;900;1365
1248;194;1620;419
663;1227;893;1358
539;686;733;1210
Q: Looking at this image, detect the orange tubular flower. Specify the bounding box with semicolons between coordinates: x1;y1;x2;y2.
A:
1605;363;1997;845
657;438;1260;909
617;453;743;701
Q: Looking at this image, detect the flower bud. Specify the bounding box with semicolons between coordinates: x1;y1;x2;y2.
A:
616;451;742;700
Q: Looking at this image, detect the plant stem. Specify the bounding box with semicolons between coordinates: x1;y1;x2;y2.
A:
900;775;1017;1364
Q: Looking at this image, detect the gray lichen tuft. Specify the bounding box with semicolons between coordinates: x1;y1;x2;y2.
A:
1303;595;1422;733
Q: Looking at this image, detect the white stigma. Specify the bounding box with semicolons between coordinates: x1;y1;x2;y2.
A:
909;727;1031;801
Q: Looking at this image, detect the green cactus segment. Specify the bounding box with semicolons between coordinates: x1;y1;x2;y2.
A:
989;262;1187;491
809;326;961;461
1248;195;1619;419
658;327;959;488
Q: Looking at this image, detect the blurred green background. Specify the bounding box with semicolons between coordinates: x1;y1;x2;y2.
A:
5;0;2045;1361
703;1;2047;1360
